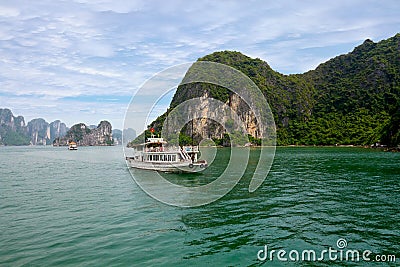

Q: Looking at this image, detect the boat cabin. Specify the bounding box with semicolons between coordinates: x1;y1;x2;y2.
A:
68;141;78;150
132;137;199;163
126;136;206;172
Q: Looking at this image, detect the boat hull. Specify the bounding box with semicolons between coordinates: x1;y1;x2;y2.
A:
126;158;207;173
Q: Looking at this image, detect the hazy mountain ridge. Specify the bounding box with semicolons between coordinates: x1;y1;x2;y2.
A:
0;108;118;146
0;109;69;145
112;128;137;145
146;34;400;147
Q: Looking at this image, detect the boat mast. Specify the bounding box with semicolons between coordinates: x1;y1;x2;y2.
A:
191;118;194;146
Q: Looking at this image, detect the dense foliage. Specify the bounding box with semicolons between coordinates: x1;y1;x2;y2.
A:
0;109;30;145
0;125;30;145
133;34;400;147
67;123;92;142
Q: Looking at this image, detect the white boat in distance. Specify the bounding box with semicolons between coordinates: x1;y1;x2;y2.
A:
126;137;207;173
68;141;78;150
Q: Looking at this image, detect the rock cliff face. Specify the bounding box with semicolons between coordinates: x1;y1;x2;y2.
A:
0;108;29;145
147;81;261;146
50;120;68;141
27;119;69;145
0;108;69;145
27;118;50;145
84;121;113;146
53;121;113;146
0;108;113;146
171;91;258;140
0;108;26;130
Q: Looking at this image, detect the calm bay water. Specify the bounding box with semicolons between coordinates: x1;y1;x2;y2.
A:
1;146;399;266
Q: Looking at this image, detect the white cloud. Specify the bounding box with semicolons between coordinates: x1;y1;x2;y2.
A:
0;5;20;17
73;0;145;13
63;65;121;78
0;0;399;131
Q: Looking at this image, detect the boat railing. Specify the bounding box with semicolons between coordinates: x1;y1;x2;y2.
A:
164;146;181;152
144;146;179;152
182;146;199;153
144;146;199;153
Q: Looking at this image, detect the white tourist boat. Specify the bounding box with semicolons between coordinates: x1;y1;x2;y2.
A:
68;141;78;150
126;137;207;172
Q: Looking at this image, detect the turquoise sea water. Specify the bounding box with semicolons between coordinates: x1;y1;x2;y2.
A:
1;146;399;266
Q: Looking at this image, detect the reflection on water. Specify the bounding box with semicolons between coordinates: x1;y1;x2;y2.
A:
0;146;399;266
178;148;400;266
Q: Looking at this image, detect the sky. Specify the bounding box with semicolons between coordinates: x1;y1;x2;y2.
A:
0;0;399;132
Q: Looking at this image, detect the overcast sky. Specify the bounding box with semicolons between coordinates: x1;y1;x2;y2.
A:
0;0;399;131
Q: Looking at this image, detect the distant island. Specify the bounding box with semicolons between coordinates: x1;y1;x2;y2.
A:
53;121;113;146
0;108;136;146
139;33;399;149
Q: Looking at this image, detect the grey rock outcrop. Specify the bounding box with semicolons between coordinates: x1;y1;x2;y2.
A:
53;121;113;146
27;118;49;145
0;108;29;145
50;120;68;140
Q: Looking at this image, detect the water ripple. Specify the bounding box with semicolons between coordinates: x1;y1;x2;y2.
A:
0;146;399;266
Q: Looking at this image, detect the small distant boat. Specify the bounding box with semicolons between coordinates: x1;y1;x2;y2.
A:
126;137;207;173
68;141;78;150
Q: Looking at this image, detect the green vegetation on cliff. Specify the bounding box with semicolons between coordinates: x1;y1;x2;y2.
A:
0;108;69;146
0;108;30;145
142;34;399;147
0;126;30;146
54;121;113;146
